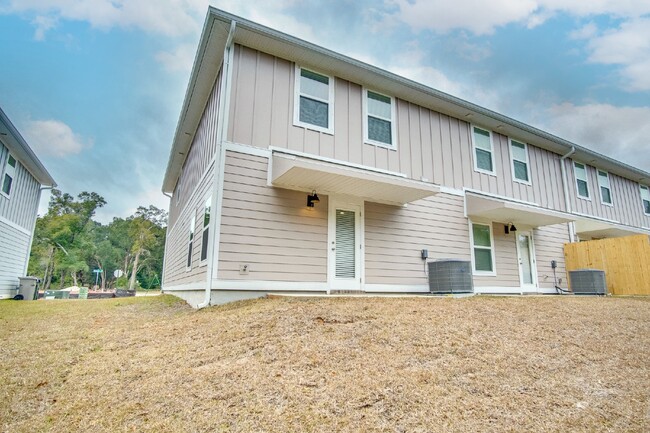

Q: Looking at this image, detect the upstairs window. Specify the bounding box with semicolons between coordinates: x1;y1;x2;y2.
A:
597;170;612;205
574;162;590;199
294;66;334;134
364;89;395;147
472;126;494;174
200;197;211;263
641;185;650;215
510;139;530;183
471;222;494;274
1;154;16;197
187;216;195;270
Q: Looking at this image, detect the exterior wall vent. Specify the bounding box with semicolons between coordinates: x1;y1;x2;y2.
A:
428;259;473;294
569;269;607;295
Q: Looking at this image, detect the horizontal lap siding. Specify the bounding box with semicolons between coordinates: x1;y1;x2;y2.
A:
0;144;41;230
0;220;30;292
218;151;328;281
566;159;650;229
163;165;214;287
169;72;221;230
534;223;571;289
364;193;470;285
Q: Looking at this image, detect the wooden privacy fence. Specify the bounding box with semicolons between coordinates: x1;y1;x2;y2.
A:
564;234;650;295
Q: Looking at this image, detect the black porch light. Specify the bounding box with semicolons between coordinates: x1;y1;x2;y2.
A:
307;190;320;207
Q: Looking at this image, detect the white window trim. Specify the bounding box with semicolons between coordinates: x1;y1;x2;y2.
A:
1;153;16;199
362;87;397;150
640;184;650;216
597;169;613;207
509;138;531;186
293;65;335;135
573;161;591;201
186;214;195;272
469;220;497;277
471;125;496;176
200;196;211;266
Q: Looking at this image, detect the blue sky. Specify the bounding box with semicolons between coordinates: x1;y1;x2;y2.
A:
1;0;649;223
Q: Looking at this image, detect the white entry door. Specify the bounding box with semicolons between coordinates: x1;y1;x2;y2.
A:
328;199;362;292
516;231;537;292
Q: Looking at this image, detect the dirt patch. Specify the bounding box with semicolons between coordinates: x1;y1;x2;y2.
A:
1;295;649;432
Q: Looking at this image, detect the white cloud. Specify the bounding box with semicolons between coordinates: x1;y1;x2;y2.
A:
389;0;650;35
156;43;196;73
23;119;92;157
569;22;597;40
541;103;650;172
3;0;209;38
585;18;650;91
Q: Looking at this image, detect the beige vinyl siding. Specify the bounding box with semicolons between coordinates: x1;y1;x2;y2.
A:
163;164;214;287
227;45;567;213
169;71;222;229
533;223;570;290
473;222;520;288
566;159;650;228
0;144;41;231
218;151;328;281
364;193;469;285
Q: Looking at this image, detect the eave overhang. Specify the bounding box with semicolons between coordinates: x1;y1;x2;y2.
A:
465;193;575;227
162;7;650;194
0;107;56;187
271;152;440;206
574;217;650;239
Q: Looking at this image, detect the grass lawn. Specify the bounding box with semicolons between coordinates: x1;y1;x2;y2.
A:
1;295;649;432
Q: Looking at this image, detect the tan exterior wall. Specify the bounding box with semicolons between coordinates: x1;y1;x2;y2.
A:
364;194;470;285
472;222;520;288
534;223;571;289
163;164;214;287
227;45;572;214
169;71;222;230
566;159;650;229
217;150;328;282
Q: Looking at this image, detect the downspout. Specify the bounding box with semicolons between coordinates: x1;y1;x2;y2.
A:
198;20;236;308
560;146;576;242
160;191;173;292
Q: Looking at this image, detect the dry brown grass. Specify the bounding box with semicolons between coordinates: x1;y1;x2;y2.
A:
1;294;649;432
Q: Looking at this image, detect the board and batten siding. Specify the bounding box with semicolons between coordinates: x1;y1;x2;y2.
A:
169;71;222;229
0;220;31;298
566;159;650;229
218;150;328;282
0;144;41;231
227;44;567;213
163;164;214;288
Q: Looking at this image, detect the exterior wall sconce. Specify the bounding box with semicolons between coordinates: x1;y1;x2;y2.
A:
504;222;517;234
307;191;320;207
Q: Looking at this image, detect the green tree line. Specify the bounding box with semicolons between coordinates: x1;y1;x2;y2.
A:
28;189;167;291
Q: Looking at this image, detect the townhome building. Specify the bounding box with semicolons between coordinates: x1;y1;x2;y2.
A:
161;8;650;307
0;107;56;299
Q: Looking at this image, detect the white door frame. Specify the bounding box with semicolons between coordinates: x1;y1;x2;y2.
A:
515;229;538;293
327;195;364;293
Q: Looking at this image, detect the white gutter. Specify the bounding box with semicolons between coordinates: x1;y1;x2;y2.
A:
159;191;173;292
197;20;236;309
560;146;576;242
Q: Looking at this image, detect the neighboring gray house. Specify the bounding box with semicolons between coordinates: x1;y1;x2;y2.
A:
161;8;650;307
0;107;56;299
